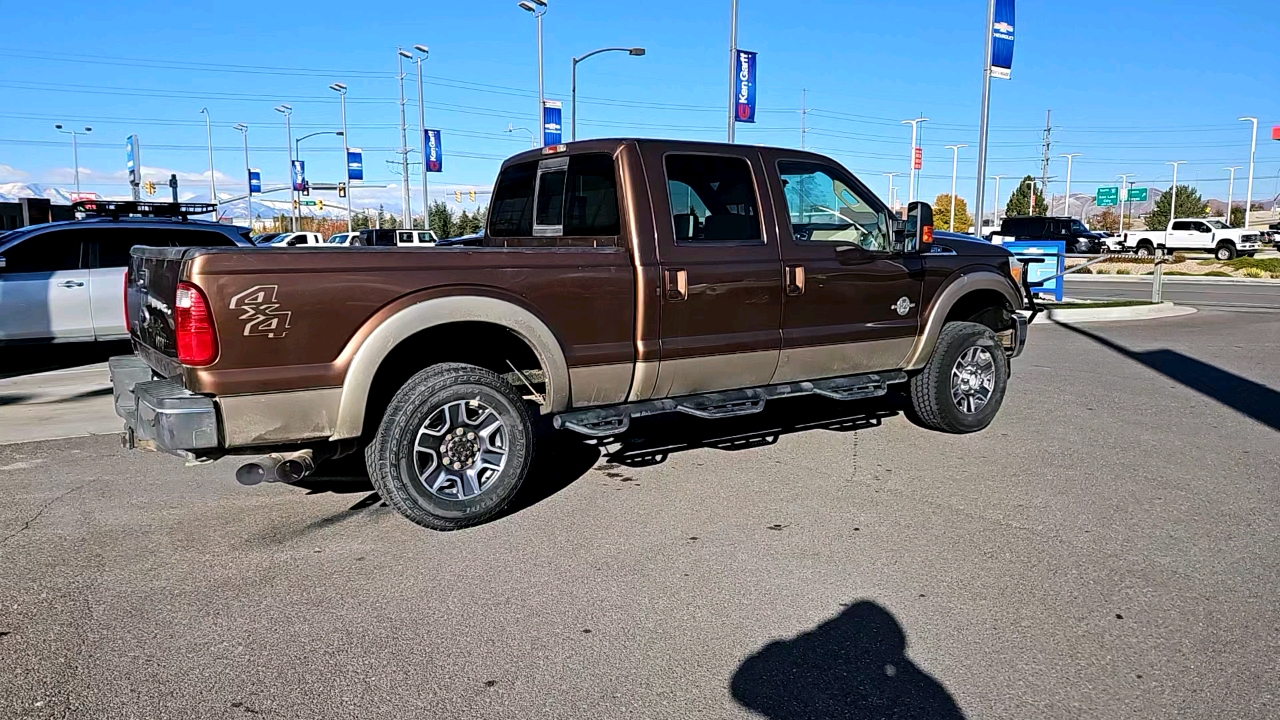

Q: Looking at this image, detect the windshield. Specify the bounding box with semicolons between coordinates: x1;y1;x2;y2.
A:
253;233;281;245
327;234;348;244
1205;220;1228;229
1070;220;1091;234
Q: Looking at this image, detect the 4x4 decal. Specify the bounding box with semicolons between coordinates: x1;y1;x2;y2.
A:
229;285;293;338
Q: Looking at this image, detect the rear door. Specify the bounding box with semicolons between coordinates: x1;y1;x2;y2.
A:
765;153;923;383
1166;220;1197;249
0;229;92;342
642;144;783;398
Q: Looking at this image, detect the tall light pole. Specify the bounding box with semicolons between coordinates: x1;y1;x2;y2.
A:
518;1;548;144
295;131;343;227
199;108;217;212
901;117;928;204
506;124;537;148
1166;161;1186;230
945;144;967;231
413;45;430;231
330;83;352;231
727;0;739;142
883;172;900;212
1116;174;1134;236
233;123;251;229
274;104;295;231
396;48;413;229
1224;166;1242;226
571;47;645;142
990;174;1005;229
1059;153;1081;217
1239;117;1257;229
53;124;91;196
974;0;997;246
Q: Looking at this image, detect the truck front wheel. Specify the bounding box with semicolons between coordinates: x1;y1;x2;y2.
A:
366;363;535;531
908;322;1009;434
1215;243;1237;261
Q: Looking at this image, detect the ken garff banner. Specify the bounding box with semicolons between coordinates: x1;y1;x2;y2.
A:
542;101;562;146
425;130;443;173
346;148;364;181
248;169;261;194
291;160;306;192
991;0;1015;80
734;50;757;123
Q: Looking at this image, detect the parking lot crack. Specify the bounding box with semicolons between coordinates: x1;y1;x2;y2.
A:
0;478;97;548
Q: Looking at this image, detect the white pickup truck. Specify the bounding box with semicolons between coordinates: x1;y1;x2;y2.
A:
1121;219;1262;260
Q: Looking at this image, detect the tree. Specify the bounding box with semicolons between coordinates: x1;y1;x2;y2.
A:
1229;205;1245;228
1005;176;1046;217
428;200;456;239
1091;208;1119;233
1144;184;1206;231
932;193;972;232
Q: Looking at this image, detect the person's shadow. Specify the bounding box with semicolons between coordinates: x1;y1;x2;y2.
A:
730;601;965;720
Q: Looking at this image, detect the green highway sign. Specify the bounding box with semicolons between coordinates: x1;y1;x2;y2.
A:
299;200;318;206
1096;186;1119;207
1127;187;1148;202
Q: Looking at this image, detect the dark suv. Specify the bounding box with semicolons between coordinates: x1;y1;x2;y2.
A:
997;216;1105;254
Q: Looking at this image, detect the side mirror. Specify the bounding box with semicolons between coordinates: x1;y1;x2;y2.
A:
906;201;934;253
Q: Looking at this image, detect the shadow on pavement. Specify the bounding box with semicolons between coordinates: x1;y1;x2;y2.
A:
731;601;966;720
0;340;132;380
1061;322;1280;433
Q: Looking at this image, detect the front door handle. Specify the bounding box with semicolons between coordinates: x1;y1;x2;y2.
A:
785;265;806;296
664;268;688;301
57;280;85;288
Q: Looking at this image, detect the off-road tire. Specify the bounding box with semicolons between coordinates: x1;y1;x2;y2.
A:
1134;241;1155;258
366;362;534;531
908;322;1009;434
1215;243;1237;261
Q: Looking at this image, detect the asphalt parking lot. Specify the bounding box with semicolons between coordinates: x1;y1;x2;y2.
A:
2;310;1278;719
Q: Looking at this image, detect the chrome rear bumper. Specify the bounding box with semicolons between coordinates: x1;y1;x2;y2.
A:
110;355;219;453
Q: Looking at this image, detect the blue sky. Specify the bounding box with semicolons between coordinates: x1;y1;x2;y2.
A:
1;0;1278;214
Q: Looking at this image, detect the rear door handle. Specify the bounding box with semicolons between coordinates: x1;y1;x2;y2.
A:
664;268;688;301
57;280;85;288
786;265;806;296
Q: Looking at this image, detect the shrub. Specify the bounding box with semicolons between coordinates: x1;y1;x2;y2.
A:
1223;257;1280;274
1242;267;1265;278
1270;272;1280;280
1172;253;1188;264
1204;271;1232;277
1115;268;1132;275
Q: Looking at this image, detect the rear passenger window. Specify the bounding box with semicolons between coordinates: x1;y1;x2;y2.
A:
1171;221;1194;231
489;153;621;241
0;231;86;273
489;162;537;237
664;154;761;243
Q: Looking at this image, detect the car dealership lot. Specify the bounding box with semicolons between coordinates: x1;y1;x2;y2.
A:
2;310;1278;719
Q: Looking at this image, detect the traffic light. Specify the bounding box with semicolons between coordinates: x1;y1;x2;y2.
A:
143;180;156;196
316;199;324;211
469;190;476;202
454;191;461;202
302;181;310;196
337;183;346;198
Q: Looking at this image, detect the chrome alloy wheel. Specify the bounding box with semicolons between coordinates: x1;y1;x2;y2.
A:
950;346;996;415
413;399;508;501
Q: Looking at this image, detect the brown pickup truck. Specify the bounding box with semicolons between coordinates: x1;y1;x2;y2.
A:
111;139;1032;530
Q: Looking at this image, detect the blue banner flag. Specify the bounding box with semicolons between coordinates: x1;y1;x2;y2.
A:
291;160;305;192
734;50;758;124
248;169;261;194
346;148;363;181
542;101;562;146
991;0;1015;80
126;134;141;186
425;130;442;173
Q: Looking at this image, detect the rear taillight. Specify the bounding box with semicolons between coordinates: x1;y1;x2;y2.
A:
175;281;218;366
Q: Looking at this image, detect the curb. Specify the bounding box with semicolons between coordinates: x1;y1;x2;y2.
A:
1030;302;1198;325
1065;274;1280;286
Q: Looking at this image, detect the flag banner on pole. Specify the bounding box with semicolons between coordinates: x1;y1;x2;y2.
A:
542;101;562;146
425;130;443;173
346;149;363;181
248;170;261;194
734;50;758;123
991;0;1015;79
126;135;142;186
291;160;306;192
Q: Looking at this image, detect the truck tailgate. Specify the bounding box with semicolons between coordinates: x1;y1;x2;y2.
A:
127;246;189;370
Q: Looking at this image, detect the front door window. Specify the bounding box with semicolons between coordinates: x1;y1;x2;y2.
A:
778;162;890;251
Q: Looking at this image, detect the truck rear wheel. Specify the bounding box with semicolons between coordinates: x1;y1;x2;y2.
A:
908;322;1009;434
366;363;534;531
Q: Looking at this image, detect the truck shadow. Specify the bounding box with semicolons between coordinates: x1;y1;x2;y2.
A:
0;340;132;380
730;600;966;719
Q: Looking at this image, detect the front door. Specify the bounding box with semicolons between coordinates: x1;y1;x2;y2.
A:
765;154;923;384
645;146;783;398
0;230;92;343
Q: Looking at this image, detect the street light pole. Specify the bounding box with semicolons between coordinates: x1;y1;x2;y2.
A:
883;172;900;213
990;174;1004;229
945;144;967;231
233;123;251;230
330;83;351;232
974;0;996;246
199;108;217;213
1166;161;1186;231
506;124;537;148
397;48;413;229
571;47;645;142
1059;153;1081;217
517;1;548;144
1239;117;1257;229
413;45;430;232
1224;166;1241;226
901;117;928;205
274;104;295;231
727;0;739;142
54;124;91;196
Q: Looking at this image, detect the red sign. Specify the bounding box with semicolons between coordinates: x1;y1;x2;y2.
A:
912;147;923;170
70;192;98;203
1272;125;1280;141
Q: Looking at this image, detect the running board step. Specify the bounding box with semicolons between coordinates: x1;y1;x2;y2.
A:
554;370;907;438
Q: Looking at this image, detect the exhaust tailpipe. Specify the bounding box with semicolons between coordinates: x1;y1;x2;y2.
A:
235;449;317;486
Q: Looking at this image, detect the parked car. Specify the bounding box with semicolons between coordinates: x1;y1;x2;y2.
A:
990;216;1109;253
396;230;440;247
267;232;325;247
0;201;249;346
251;232;283;246
326;232;358;246
112;139;1031;531
436;231;484;247
1121;219;1262;260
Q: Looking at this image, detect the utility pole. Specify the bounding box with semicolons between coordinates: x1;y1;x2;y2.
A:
945;144;967;231
1225;166;1242;225
274;104;295;231
199;108;217;213
727;0;739;143
974;0;997;244
396;49;414;229
330;83;352;232
800;88;808;150
1039;110;1052;213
